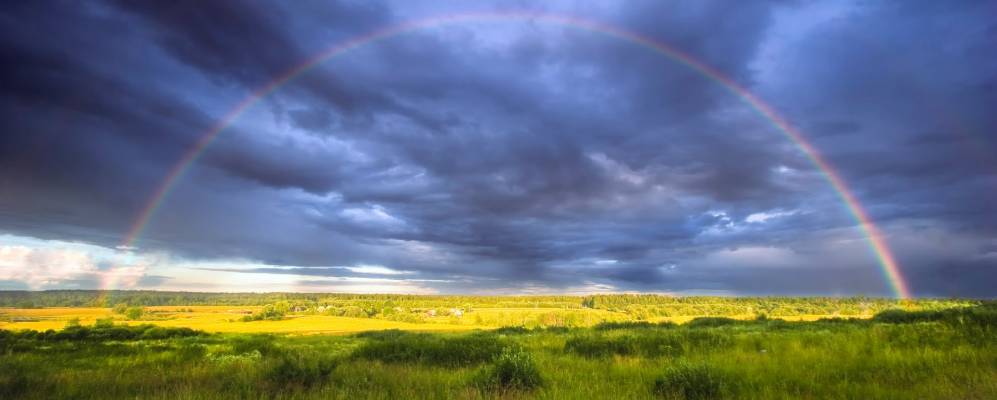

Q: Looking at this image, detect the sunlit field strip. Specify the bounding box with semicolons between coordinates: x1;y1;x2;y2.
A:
0;306;871;334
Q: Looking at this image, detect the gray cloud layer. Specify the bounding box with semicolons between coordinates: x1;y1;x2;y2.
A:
1;0;994;296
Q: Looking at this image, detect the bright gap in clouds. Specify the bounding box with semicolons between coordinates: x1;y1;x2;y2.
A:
0;234;434;293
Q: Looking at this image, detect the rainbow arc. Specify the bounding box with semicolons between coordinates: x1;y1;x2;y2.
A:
115;12;911;298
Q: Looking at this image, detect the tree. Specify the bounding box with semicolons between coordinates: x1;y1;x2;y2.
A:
125;307;144;320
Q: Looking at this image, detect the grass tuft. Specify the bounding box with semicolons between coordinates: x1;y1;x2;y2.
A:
472;346;544;393
352;332;506;367
653;361;735;400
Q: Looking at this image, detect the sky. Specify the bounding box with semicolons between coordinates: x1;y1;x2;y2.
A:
0;0;995;296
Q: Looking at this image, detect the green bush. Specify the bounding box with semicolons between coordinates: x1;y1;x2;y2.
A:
0;363;34;398
94;317;114;328
0;322;205;343
141;326;198;340
564;334;684;358
594;321;677;330
493;326;532;335
265;352;337;391
653;361;734;399
352;329;407;340
230;335;277;356
473;347;543;392
125;307;144;320
353;332;505;367
685;317;743;328
872;306;997;327
241;304;286;321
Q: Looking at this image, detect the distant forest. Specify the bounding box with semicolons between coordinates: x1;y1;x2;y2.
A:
0;290;982;317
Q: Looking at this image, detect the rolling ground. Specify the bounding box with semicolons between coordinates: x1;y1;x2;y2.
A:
0;293;994;399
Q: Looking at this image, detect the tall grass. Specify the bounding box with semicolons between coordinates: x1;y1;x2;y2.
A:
0;304;993;399
352;331;506;367
472;346;544;393
653;361;735;399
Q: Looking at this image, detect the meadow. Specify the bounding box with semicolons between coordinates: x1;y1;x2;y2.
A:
0;292;994;399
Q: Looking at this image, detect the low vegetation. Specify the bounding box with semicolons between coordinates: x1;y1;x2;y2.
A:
0;300;994;399
352;330;506;367
472;346;544;393
1;291;981;325
653;361;733;400
240;302;288;322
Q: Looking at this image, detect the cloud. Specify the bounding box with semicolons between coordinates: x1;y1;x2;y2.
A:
0;1;993;296
0;237;151;290
745;210;797;224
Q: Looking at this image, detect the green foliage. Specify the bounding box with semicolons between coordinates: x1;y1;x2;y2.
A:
565;333;685;358
492;326;532;335
352;332;506;367
0;322;204;344
653;361;735;399
0;300;994;399
241;304;287;321
230;334;278;356
565;328;739;358
0;290;592;309
473;346;543;393
264;352;337;391
581;294;980;318
2;291;986;330
594;321;677;330
124;306;144;320
685;317;744;328
872;305;997;326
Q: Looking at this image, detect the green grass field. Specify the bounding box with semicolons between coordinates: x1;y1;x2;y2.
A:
1;293;994;399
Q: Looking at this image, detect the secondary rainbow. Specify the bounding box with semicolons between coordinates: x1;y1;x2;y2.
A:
118;11;912;298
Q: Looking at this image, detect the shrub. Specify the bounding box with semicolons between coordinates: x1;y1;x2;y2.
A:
595;321;654;330
3;322;206;343
594;321;677;330
94;317;114;328
265;353;337;391
873;309;925;323
564;334;683;358
493;326;531;335
0;363;34;398
231;335;277;356
653;361;734;399
342;306;366;318
473;347;543;392
141;326;199;340
872;306;997;327
685;317;743;328
125;307;144;320
172;343;207;361
352;329;408;340
681;330;734;349
242;304;286;321
353;332;505;367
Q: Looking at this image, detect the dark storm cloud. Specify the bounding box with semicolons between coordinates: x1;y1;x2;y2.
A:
759;0;997;277
1;0;994;296
0;2;219;245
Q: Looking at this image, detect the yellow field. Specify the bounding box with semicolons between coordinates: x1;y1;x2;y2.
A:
651;314;863;324
0;306;486;334
0;306;868;334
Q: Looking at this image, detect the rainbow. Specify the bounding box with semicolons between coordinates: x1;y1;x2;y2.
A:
119;12;912;298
